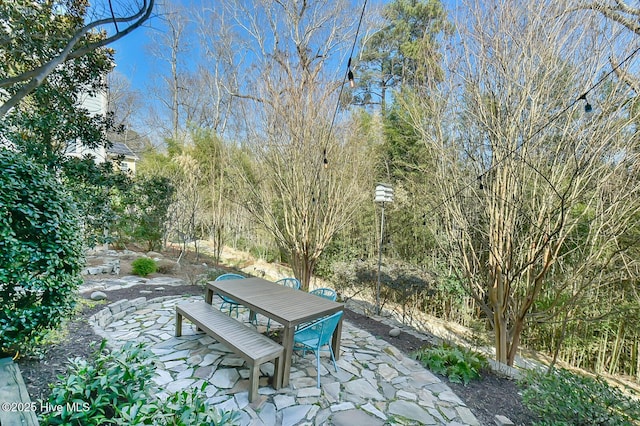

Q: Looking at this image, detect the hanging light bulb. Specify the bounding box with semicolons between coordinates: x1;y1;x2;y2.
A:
347;56;355;88
323;148;328;168
578;93;592;113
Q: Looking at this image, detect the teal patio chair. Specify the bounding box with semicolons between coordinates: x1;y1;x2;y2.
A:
293;311;343;387
295;287;338;331
265;277;301;332
215;273;245;317
277;277;301;290
310;287;337;301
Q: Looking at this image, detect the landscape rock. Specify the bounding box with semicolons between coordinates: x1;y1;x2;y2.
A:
90;291;108;301
389;327;401;337
494;414;515;426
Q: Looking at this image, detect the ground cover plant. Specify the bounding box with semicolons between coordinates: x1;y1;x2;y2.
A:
519;368;640;426
42;340;239;425
413;342;488;385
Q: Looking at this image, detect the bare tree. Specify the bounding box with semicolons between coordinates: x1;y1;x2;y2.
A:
219;0;374;290
107;70;139;129
145;2;191;141
575;1;640;91
105;70;153;152
0;0;154;118
404;0;640;365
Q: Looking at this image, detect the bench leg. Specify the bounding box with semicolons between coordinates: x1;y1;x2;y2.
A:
273;353;283;390
249;363;260;403
175;311;183;337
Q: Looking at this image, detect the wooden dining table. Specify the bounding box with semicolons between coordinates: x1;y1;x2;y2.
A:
205;277;344;387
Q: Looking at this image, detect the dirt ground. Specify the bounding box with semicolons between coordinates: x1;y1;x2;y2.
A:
17;249;537;425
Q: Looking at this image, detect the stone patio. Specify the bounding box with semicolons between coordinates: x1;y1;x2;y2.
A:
88;293;481;426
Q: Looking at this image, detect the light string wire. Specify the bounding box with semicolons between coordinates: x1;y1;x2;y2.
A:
428;43;640;217
322;0;369;166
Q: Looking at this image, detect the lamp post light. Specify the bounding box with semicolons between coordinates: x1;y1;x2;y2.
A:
374;183;393;315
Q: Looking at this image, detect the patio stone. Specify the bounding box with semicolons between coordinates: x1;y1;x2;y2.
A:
330;402;355;412
87;293;481;425
343;378;384;401
281;404;312;426
388;400;438;424
361;402;387;420
200;353;221;366
210;368;239;388
331;409;385;426
273;394;296;410
438;390;465;405
378;363;399;381
165;378;195;393
297;386;321;398
258;402;276;425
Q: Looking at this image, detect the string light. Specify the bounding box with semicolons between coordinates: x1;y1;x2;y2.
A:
578;93;592;112
347;58;355;88
423;44;640;221
321;0;368;171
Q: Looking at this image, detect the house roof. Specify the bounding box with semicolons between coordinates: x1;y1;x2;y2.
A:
108;142;138;160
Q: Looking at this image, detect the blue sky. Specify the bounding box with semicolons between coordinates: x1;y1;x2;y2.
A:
109;0;457;93
111;24;155;91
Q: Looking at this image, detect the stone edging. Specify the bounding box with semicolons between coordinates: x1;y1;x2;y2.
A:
89;295;193;329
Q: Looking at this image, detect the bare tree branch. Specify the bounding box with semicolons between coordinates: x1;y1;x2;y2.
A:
0;0;155;118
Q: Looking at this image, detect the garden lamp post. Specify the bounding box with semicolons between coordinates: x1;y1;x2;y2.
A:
374;183;393;315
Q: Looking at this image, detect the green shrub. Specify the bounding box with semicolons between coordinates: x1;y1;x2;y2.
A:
120;175;175;251
131;257;157;277
0;148;84;355
413;343;487;385
42;340;240;425
519;368;640;426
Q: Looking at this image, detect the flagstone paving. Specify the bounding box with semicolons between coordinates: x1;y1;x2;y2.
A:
88;294;480;426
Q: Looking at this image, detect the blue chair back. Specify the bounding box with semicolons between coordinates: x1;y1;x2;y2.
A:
215;273;245;281
310;287;337;301
276;277;301;290
296;311;343;347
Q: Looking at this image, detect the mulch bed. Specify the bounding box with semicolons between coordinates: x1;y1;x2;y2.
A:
18;283;537;425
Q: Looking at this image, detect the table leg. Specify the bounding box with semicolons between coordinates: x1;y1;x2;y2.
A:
331;313;343;360
175;311;183;337
205;287;213;304
281;324;294;387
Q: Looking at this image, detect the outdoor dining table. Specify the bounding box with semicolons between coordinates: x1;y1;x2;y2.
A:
205;277;344;387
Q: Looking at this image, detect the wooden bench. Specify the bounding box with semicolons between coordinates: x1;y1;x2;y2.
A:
0;358;39;426
175;301;283;402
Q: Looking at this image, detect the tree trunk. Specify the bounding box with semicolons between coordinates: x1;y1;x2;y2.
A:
290;250;316;292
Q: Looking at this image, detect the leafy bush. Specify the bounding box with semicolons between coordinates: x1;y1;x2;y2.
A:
0;148;84;355
119;175;175;251
413;343;487;385
42;340;240;425
519;368;640;425
131;257;157;277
